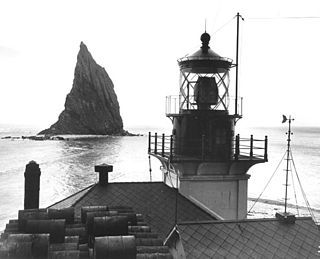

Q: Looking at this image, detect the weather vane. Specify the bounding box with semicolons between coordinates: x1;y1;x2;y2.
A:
282;115;294;213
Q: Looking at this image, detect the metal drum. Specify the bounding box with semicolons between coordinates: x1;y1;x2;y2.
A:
93;216;128;237
86;211;118;236
118;213;137;226
49;250;80;259
18;209;48;232
7;233;49;258
94;235;136;259
48;207;74;224
81;206;108;224
25;219;65;243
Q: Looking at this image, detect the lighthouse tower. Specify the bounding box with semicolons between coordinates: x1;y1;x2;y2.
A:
149;31;268;220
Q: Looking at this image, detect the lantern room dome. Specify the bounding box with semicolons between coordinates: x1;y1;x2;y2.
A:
178;32;233;74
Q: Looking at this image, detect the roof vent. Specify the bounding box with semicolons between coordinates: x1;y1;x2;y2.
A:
275;212;296;224
95;164;113;186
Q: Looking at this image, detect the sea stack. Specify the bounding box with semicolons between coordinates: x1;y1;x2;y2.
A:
39;42;123;135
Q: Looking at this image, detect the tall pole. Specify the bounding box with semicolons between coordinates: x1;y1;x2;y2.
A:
284;116;293;213
235;13;240;116
235;12;243;116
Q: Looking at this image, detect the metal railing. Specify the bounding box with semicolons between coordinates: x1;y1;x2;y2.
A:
178;56;233;63
165;96;180;115
148;132;268;162
234;134;268;161
148;133;173;158
165;95;243;117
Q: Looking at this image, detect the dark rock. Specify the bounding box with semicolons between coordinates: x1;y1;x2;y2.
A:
24;136;49;141
21;135;66;141
120;130;143;136
39;42;123;135
50;136;65;140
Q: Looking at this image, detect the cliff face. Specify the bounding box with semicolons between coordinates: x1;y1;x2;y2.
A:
39;42;123;135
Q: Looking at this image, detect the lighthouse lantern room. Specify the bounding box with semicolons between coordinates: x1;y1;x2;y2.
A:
149;22;268;220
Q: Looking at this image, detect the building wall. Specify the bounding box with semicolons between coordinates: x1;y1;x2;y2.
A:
179;175;249;220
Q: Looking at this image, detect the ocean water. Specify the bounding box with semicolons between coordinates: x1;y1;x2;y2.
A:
0;125;319;230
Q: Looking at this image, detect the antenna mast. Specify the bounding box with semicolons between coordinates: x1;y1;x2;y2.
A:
283;115;294;213
235;12;244;117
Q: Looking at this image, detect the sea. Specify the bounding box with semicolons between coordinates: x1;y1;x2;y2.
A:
0;124;320;231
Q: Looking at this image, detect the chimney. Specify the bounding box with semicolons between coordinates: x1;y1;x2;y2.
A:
95;164;113;186
24;161;41;209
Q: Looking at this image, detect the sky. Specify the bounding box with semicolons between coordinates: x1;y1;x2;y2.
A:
1;0;320;131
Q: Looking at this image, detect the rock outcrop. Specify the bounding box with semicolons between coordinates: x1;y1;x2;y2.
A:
39;42;124;135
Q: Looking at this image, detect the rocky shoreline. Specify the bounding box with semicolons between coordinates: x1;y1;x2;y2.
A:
1;131;143;141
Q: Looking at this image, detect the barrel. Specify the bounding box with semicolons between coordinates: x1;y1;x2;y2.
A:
65;236;79;244
94;236;136;259
48;207;74;224
86;211;118;235
136;253;173;259
135;238;163;246
18;209;48;232
128;226;151;233
7;241;33;259
79;244;88;251
108;206;133;213
49;250;80;259
86;211;117;248
49;243;78;252
93;216;128;237
118;213;138;226
136;246;169;254
0;249;8;258
65;227;87;244
25;219;65;243
81;206;108;224
7;234;49;258
108;210;118;216
0;242;9;258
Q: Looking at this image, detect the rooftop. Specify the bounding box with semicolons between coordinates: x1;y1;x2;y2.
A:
1;180;320;258
50;182;216;240
166;217;320;259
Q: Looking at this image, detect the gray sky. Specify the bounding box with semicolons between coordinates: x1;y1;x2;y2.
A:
1;0;320;130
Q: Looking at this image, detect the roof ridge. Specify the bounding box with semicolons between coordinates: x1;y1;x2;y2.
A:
48;184;96;209
177;216;315;225
49;182;168;209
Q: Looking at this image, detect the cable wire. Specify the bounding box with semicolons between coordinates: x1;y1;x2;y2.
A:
247;151;287;215
247;16;320;20
290;148;317;222
166;161;176;188
211;17;235;36
289;158;300;216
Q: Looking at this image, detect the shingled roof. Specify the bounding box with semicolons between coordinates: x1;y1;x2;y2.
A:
166;217;320;259
50;182;216;240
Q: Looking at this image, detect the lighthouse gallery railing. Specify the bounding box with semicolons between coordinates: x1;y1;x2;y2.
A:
148;132;268;162
165;95;243;116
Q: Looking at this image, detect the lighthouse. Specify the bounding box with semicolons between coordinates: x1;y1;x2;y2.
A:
149;28;268;220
